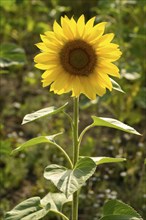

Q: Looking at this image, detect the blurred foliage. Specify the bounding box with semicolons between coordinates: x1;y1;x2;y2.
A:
0;43;27;69
0;0;146;219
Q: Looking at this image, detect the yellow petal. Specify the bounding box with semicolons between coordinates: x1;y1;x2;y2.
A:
98;50;122;61
35;63;55;70
86;22;107;42
53;20;67;42
35;43;49;51
61;17;74;39
34;53;58;64
70;17;77;33
40;34;50;44
64;15;71;22
44;31;56;41
94;84;106;96
50;73;69;92
44;31;54;37
72;76;82;97
85;16;96;30
89;73;106;96
81;77;96;100
63;74;73;92
34;53;49;63
53;21;63;35
100;33;115;44
44;31;63;44
97;67;120;78
94;33;115;46
97;72;112;91
61;16;77;38
83;17;96;40
76;15;85;37
47;42;62;50
42;67;61;78
96;43;119;52
97;61;120;78
40;34;61;50
42;71;59;87
35;42;58;54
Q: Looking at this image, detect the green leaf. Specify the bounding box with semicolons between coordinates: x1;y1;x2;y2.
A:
91;116;141;135
100;199;143;220
11;134;73;168
103;200;141;216
22;103;68;125
12;134;61;154
111;78;125;93
100;216;141;220
0;43;27;68
87;157;126;165
4;197;48;220
5;193;71;220
41;192;72;211
44;157;96;198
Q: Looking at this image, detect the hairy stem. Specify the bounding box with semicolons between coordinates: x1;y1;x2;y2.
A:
72;97;79;220
52;142;73;169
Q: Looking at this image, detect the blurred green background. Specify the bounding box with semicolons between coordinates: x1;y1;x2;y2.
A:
0;0;146;219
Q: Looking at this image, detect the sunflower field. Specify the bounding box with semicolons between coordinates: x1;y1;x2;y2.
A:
0;0;146;220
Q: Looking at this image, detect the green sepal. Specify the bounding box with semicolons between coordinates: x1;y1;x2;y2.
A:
111;78;125;93
22;102;68;125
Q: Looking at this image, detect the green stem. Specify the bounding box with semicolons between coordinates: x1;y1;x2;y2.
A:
52;142;73;169
72;97;79;220
78;124;93;147
73;97;79;166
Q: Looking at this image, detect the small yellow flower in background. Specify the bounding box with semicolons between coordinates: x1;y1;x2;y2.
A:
34;15;122;100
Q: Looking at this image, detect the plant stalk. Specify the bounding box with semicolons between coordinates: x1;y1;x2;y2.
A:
72;97;79;220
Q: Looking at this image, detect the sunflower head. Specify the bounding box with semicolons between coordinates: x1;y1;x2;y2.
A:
34;15;122;100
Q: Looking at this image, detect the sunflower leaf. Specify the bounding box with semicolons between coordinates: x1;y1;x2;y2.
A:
100;216;141;220
41;192;72;211
11;134;62;154
44;157;96;198
5;193;71;220
84;157;126;165
11;134;73;168
22;102;68;125
100;199;143;220
91;116;141;135
5;197;45;220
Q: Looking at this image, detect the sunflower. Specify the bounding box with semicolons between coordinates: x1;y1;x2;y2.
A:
34;15;122;100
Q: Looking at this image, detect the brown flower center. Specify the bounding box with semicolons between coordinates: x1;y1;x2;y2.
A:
59;40;97;76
